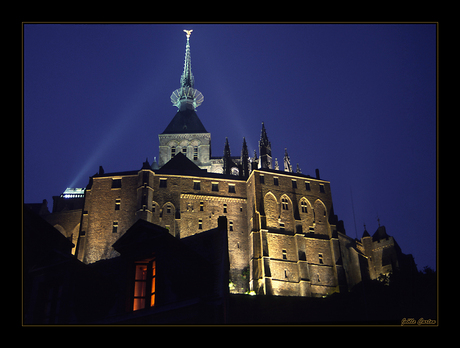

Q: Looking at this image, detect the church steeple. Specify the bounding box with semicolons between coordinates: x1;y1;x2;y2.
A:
159;30;211;170
170;30;204;111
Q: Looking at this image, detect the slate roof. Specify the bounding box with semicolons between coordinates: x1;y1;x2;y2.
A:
157;152;206;174
161;108;208;134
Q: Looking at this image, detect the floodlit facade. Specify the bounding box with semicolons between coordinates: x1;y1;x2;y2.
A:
36;30;415;300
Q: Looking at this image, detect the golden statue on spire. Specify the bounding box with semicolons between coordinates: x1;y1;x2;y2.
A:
183;29;193;38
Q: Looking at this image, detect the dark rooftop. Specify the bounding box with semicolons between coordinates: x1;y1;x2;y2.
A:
161;108;208;134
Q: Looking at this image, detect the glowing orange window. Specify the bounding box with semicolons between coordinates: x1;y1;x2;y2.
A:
133;258;156;311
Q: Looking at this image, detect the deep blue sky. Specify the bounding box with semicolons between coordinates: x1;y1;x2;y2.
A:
23;23;437;269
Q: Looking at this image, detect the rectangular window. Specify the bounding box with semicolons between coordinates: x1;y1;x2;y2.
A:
193;181;201;190
319;184;325;193
198;219;203;230
229;221;233;231
228;184;236;193
319;253;324;264
200;201;204;211
159;179;167;188
301;201;308;213
111;179;121;189
305;181;311;191
212;182;219;191
112;221;118;233
292;180;297;189
274;177;279;186
115;198;121;210
193;146;198;161
133;258;156;311
259;175;265;184
280;222;285;231
282;198;289;210
282;249;287;260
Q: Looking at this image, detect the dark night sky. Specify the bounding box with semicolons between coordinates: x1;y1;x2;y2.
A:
23;23;437;269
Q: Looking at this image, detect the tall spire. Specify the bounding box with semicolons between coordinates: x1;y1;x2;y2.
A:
180;30;194;88
170;30;204;111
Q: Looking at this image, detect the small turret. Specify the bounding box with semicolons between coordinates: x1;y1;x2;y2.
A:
284;148;292;172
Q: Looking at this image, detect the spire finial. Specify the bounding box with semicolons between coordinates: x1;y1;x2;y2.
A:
184;29;193;38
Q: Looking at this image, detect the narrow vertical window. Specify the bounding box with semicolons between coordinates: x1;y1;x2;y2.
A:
223;203;227;214
280;222;285;231
319;184;325;193
115;198;121;210
193;146;198;160
259;175;265;184
229;221;233;231
292;180;297;189
198;219;203;230
200;201;204;211
305;181;311;191
319;253;324;264
143;171;149;185
282;249;287;260
171;147;176;158
274;177;279;186
112;221;118;233
282;197;289;210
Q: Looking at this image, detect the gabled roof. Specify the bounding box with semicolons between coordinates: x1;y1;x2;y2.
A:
112;219;174;255
161;108;207;134
157;152;206;174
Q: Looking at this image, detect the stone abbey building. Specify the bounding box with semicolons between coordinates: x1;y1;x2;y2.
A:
34;31;415;304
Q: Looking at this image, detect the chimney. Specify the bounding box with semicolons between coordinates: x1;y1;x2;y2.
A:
315;168;320;179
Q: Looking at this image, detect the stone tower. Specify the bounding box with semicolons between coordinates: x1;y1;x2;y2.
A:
158;30;212;171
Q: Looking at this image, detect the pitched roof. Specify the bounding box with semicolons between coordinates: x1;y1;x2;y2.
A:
157;152;206;174
161;108;207;134
372;225;389;242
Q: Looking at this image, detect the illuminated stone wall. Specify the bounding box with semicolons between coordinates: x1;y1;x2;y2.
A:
248;170;341;297
52;164;402;297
